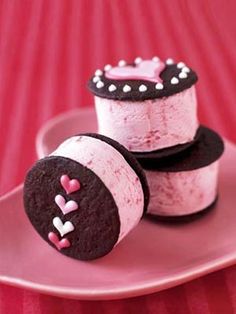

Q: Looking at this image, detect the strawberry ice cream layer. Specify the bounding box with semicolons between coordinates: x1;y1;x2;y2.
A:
51;135;144;242
145;161;219;216
95;86;198;152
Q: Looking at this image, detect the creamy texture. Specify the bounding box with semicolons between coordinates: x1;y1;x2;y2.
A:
95;86;198;152
51;136;144;242
145;161;219;216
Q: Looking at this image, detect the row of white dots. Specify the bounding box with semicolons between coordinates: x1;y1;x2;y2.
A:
95;81;183;92
94;57;190;75
95;71;189;91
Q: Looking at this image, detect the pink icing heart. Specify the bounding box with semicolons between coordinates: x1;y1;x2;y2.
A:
105;60;165;83
60;174;80;194
55;194;78;215
48;232;70;250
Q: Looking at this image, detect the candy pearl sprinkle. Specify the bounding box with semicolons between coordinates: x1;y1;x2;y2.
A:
123;84;131;93
171;77;179;84
93;76;100;83
118;60;126;67
104;64;112;71
179;72;188;79
152;56;160;62
166;58;174;65
155;83;164;90
96;81;104;88
134;57;142;64
95;69;103;76
139;84;147;92
177;62;185;69
108;84;117;92
182;66;190;73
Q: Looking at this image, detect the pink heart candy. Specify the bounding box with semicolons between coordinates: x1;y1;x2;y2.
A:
55;194;78;215
60;174;80;195
48;232;70;250
105;60;165;83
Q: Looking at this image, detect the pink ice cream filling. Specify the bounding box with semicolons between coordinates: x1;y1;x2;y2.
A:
145;161;219;217
95;86;199;152
51;136;144;243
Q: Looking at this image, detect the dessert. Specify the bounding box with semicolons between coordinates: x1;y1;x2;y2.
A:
24;133;149;260
88;57;199;154
137;126;224;220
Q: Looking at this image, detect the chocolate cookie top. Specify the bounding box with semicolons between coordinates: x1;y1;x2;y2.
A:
24;156;121;261
88;57;198;101
137;126;224;171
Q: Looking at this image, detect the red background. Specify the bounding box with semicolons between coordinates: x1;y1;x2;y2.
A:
0;0;236;313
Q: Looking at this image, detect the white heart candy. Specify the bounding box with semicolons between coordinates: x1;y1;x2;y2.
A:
53;217;75;237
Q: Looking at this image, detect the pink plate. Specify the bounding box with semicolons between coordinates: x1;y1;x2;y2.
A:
0;108;236;300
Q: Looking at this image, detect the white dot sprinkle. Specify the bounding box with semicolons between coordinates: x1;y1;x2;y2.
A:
152;56;160;62
171;77;179;84
139;84;147;92
108;84;117;92
104;64;112;71
95;69;103;76
96;81;104;89
177;62;185;69
123;84;131;93
182;66;190;73
179;72;188;79
118;60;126;67
93;76;100;83
155;83;164;90
166;58;174;65
134;57;142;64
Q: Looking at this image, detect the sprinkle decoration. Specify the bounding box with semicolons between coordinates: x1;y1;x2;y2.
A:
171;77;179;84
96;81;104;88
179;72;188;79
166;58;174;65
93;57;192;94
155;83;164;90
55;195;78;215
108;84;117;92
118;60;126;67
95;69;103;76
53;217;75;237
139;84;147;92
152;56;160;62
104;64;112;71
177;62;185;68
48;232;71;250
134;57;142;64
123;84;131;92
60;174;80;194
182;66;190;73
93;76;100;83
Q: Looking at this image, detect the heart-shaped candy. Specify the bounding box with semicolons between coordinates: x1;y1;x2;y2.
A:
53;217;74;237
55;194;78;215
60;174;80;194
48;232;70;251
105;60;165;83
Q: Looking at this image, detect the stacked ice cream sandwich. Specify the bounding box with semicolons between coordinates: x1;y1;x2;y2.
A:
23;56;224;262
88;56;224;220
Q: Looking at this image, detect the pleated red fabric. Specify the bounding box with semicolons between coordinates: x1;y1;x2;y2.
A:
0;0;236;313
